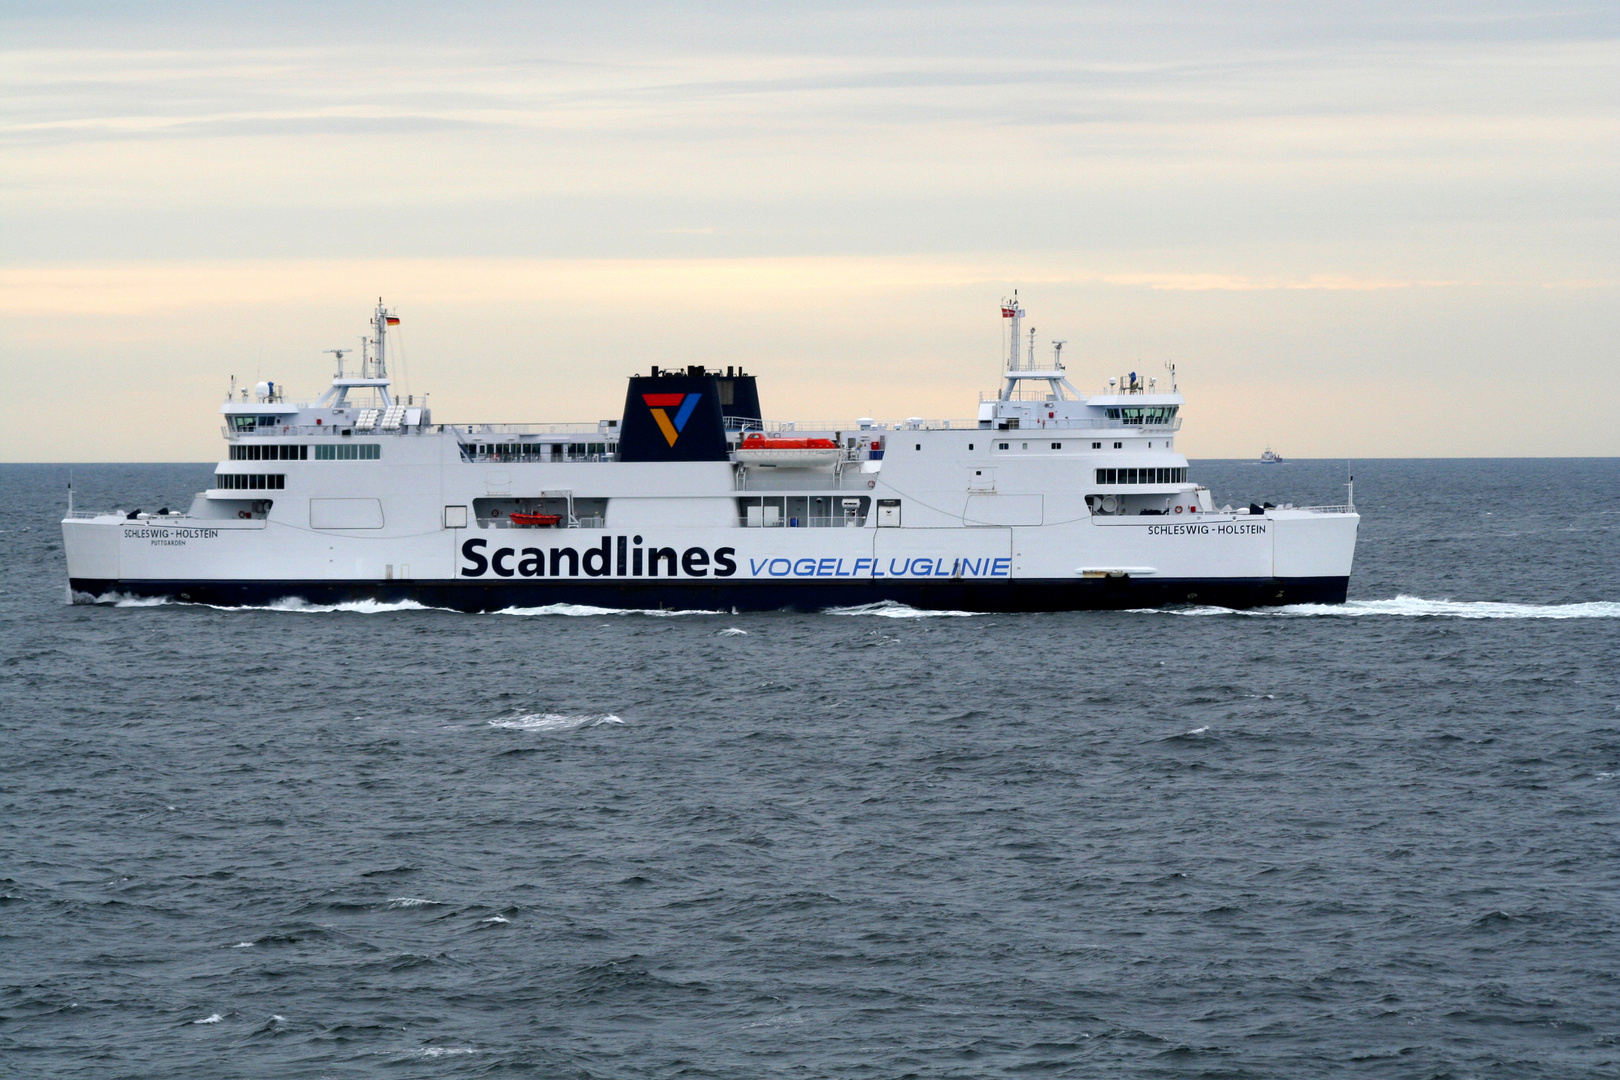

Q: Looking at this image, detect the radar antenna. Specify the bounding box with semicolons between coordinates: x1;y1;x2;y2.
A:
324;348;349;377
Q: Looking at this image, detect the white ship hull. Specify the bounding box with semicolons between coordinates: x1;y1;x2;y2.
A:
62;299;1359;612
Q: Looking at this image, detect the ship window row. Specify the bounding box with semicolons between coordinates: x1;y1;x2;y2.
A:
314;444;381;460
215;473;286;490
1096;467;1186;485
230;444;308;460
1104;406;1178;424
461;442;616;463
737;496;871;528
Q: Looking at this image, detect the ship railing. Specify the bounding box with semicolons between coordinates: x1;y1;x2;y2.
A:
460;449;614;464
987;417;1182;432
1295;504;1357;514
222;423;449;439
761;419;976;433
761;417;1181;433
454;422;618;436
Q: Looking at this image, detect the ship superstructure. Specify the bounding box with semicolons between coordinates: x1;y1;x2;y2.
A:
62;297;1359;611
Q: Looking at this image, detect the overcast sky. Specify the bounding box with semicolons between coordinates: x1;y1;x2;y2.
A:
3;1;1616;459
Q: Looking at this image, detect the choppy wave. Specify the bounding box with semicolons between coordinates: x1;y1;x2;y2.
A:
824;601;979;618
192;1013;223;1024
406;1048;481;1058
488;713;625;732
384;897;441;909
1139;596;1620;620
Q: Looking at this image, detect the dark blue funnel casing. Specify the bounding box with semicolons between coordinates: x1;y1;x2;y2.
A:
618;371;730;462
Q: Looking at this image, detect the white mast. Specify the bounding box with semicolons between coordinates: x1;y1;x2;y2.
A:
1002;292;1023;372
313;302;395;409
368;298;395;381
998;293;1078;402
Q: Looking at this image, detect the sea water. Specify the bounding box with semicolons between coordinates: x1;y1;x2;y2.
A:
1;459;1617;1078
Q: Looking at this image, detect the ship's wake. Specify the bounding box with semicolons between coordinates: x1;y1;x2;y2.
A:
1142;596;1620;619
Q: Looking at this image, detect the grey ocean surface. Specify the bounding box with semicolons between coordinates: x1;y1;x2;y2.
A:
3;459;1619;1079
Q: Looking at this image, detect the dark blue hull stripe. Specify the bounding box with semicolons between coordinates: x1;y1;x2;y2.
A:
70;576;1350;612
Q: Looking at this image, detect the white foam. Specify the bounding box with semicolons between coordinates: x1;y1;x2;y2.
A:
411;1048;480;1058
488;713;625;732
262;597;435;614
385;897;440;908
105;593;172;607
824;600;979;618
103;593;443;614
193;1013;223;1024
1139;596;1620;620
481;915;510;923
1185;726;1209;735
230;941;254;948
495;603;723;617
716;627;749;636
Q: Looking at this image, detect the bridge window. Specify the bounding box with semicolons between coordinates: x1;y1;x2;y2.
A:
1104;406;1179;424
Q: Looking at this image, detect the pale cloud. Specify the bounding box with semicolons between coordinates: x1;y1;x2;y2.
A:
0;2;1616;460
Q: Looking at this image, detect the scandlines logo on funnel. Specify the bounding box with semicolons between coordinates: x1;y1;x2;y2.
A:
642;393;702;447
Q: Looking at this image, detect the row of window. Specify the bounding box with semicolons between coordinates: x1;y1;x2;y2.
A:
315;444;381;460
461;442;616;462
1096;468;1187;485
227;443;380;460
215;473;286;490
230;444;308;460
736;495;871;528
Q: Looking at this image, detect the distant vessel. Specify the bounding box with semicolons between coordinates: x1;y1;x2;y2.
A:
61;295;1359;611
1260;447;1284;464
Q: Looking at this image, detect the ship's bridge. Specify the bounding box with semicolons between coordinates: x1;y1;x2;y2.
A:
977;294;1183;432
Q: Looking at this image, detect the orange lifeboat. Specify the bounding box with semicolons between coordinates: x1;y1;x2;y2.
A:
733;433;842;466
508;512;562;527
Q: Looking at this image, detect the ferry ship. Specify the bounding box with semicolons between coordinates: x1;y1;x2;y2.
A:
61;297;1359;612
